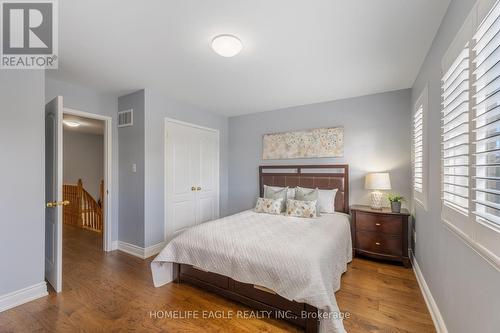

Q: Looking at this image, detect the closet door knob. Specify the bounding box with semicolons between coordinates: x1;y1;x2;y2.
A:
197;187;201;191
191;186;196;191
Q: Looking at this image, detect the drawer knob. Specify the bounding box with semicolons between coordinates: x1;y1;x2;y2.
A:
375;242;381;246
375;223;381;226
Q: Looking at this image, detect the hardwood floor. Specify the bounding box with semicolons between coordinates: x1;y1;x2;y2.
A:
0;225;435;332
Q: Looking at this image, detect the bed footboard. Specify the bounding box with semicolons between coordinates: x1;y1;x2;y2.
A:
173;263;320;333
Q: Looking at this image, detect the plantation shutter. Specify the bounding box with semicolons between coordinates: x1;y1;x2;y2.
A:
441;46;470;216
414;105;424;193
472;0;500;228
438;0;500;269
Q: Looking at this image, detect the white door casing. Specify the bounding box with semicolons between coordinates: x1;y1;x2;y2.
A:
165;119;219;241
45;96;63;293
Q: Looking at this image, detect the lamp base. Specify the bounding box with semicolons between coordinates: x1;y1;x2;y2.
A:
370;191;384;210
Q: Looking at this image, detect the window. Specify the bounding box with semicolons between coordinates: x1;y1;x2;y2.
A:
472;1;500;229
440;0;500;268
413;105;423;193
413;86;428;208
441;46;470;216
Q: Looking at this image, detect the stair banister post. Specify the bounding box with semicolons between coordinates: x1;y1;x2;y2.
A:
77;179;83;227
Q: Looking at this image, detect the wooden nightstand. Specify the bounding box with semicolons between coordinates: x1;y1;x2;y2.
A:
350;204;411;268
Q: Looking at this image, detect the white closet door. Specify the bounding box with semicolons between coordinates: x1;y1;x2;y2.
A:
165;120;219;239
165;122;197;237
195;128;219;224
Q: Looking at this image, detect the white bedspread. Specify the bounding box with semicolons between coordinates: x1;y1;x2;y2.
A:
151;210;352;333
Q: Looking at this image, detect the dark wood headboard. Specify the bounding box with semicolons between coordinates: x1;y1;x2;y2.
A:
259;165;349;213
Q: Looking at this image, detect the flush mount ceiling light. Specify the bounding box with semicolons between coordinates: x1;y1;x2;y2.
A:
211;34;243;57
63;120;81;127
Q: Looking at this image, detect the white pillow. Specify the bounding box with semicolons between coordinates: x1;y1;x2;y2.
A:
318;189;338;213
265;185;296;202
296;187;338;213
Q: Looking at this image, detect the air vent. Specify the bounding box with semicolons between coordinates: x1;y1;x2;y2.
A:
118;109;133;128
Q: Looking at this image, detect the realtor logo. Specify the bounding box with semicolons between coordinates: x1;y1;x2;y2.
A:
1;0;58;69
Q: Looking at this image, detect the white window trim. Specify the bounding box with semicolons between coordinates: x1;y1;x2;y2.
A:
439;0;500;271
413;85;428;211
442;219;500;271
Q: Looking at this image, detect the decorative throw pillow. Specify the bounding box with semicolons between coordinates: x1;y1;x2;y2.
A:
266;185;296;202
286;199;318;218
254;197;283;215
296;187;338;213
295;187;321;216
264;185;288;212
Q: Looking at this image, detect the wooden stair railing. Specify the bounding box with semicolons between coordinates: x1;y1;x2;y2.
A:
99;179;104;212
63;179;104;233
81;187;103;232
63;182;81;227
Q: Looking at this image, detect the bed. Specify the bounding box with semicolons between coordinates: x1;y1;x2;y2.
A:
152;165;352;333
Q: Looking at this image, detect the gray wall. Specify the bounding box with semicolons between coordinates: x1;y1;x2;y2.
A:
0;71;45;296
63;130;104;199
118;90;146;247
144;89;229;247
411;1;500;332
116;89;229;248
45;77;119;244
228;89;412;214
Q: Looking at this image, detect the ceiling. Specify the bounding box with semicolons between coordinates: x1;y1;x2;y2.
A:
48;0;450;116
63;114;104;135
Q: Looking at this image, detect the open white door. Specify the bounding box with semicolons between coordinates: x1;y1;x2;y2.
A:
45;96;63;292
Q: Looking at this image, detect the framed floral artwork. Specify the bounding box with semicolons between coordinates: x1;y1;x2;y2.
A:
262;127;344;159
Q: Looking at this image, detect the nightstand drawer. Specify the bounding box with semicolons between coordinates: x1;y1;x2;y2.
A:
356;231;402;256
356;212;402;235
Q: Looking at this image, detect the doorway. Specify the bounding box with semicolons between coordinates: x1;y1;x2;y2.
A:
44;96;113;292
62;113;105;250
63;113;104;229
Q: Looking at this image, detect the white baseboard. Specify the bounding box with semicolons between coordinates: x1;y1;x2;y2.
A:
0;282;48;313
117;241;145;258
145;242;166;258
410;251;448;333
110;240;118;251
117;241;165;259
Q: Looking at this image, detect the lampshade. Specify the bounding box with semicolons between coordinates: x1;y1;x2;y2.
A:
365;173;392;190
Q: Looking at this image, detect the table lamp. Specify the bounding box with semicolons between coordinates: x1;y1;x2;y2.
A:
365;173;391;209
